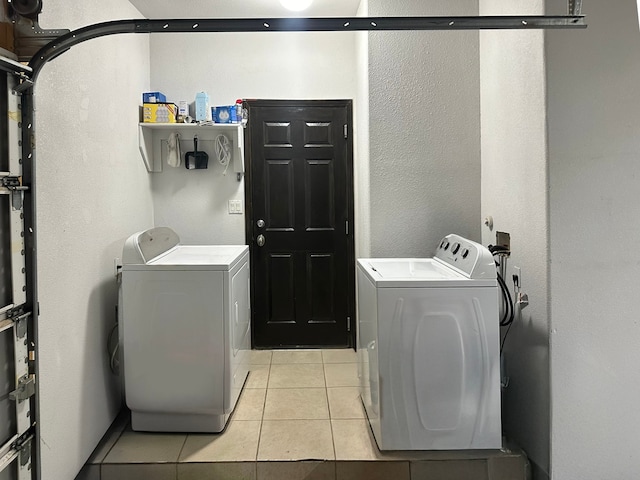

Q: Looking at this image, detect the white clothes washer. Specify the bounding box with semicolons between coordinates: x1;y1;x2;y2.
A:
119;227;250;433
357;234;501;450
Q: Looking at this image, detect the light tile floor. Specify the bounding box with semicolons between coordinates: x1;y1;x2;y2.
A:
76;349;528;480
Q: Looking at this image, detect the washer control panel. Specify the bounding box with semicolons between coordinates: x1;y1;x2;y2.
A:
435;234;496;279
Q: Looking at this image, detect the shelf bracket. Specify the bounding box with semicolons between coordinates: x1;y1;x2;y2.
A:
138;124;160;172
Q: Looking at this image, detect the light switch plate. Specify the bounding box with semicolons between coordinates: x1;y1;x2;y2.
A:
228;200;243;214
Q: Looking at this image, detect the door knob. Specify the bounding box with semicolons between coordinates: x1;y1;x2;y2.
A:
257;234;265;247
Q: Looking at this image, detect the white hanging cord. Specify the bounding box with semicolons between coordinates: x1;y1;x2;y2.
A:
214;134;232;175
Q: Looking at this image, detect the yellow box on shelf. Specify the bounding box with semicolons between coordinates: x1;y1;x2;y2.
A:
142;103;178;123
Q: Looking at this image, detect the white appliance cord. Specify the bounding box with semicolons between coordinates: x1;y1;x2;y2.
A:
215;134;232;175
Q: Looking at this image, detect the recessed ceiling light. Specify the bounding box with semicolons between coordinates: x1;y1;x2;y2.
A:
280;0;313;12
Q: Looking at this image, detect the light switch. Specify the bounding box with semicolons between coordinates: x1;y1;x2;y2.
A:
228;200;243;214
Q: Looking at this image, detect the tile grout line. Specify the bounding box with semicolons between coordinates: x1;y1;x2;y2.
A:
327;377;339;479
323;358;341;473
175;431;189;466
255;357;271;465
98;420;127;467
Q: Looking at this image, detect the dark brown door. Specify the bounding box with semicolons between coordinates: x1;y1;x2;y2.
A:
245;100;355;348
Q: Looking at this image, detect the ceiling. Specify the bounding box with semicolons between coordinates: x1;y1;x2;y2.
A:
129;0;362;19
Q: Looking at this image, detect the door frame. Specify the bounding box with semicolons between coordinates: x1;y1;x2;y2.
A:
243;99;356;349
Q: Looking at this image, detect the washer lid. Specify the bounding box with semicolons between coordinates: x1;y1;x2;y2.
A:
123;245;249;271
357;258;496;288
122;227;181;265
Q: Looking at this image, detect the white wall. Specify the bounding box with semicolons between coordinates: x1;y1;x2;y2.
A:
367;0;481;258
149;32;357;244
36;4;152;480
479;1;550;477
546;1;640;478
355;0;371;258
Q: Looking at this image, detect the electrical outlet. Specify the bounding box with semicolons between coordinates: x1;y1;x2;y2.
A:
513;266;521;288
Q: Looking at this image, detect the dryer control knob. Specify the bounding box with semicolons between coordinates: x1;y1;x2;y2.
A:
452;243;461;254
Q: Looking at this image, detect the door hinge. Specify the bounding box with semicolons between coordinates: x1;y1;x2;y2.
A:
13;431;34;467
9;375;35;403
6;310;30;338
343;124;348;139
0;431;33;472
1;176;29;191
7;304;26;319
347;317;351;332
15;316;27;339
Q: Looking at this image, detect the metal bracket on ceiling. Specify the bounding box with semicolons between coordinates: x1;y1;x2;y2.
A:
2;0;70;63
13;19;70;64
569;0;583;16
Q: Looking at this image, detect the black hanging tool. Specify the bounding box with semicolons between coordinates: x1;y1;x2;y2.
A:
185;135;209;170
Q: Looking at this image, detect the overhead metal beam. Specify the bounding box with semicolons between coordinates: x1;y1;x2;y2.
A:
25;15;586;82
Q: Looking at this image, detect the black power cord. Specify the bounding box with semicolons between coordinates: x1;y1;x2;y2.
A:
500;321;514;354
496;272;514;327
489;244;516;353
497;274;515;354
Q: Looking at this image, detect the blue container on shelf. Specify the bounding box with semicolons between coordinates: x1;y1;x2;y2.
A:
142;91;166;103
213;106;234;123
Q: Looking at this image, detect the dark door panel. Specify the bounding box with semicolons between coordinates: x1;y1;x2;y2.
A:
246;100;354;348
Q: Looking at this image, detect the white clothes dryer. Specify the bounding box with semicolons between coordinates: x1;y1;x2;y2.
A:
119;227;250;433
357;234;501;450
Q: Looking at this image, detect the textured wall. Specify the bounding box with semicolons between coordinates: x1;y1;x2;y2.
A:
479;1;550;476
367;0;480;258
36;4;152;480
547;1;640;478
355;0;371;258
149;33;357;244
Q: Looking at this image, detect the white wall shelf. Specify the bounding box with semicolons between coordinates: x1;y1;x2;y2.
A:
138;123;245;174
